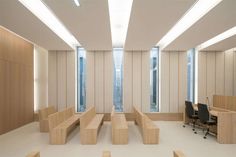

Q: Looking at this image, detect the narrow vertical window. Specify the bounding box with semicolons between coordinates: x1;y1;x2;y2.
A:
113;48;123;111
150;47;159;112
187;48;195;102
77;47;86;112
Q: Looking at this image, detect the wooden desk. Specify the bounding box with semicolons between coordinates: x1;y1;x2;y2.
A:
185;105;236;144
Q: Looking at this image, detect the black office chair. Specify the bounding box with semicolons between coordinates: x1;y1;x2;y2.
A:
183;101;198;133
197;103;217;139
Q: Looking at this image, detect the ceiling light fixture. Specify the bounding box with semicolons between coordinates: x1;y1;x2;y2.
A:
157;0;222;49
108;0;133;47
18;0;79;48
196;26;236;50
74;0;80;6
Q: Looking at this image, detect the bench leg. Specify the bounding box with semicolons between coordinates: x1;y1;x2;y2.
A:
50;130;67;145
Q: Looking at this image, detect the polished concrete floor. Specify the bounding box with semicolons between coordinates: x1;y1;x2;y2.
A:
0;121;235;157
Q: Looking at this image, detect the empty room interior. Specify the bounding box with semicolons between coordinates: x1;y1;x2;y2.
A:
1;0;236;157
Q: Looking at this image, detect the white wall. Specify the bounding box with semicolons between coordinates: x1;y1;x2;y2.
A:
160;51;187;113
123;51;150;113
34;45;48;111
48;51;75;111
86;51;113;113
198;49;236;105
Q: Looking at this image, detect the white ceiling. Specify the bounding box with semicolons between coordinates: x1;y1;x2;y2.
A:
43;0;112;51
124;0;196;51
201;35;236;51
164;0;236;51
0;0;72;51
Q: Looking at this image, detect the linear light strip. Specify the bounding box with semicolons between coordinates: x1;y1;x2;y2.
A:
19;0;79;48
197;26;236;50
157;0;222;49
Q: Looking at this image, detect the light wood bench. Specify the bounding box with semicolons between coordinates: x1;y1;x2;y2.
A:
26;151;40;157
80;106;104;144
102;151;111;157
38;106;56;132
133;106;159;144
173;150;185;157
48;107;80;144
111;107;128;144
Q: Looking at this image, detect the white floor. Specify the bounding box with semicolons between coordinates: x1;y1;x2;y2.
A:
0;121;235;157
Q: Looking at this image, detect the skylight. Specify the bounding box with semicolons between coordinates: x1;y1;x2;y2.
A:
157;0;222;49
108;0;133;47
18;0;79;49
196;26;236;50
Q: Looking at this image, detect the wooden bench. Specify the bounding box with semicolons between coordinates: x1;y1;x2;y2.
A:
48;107;80;144
133;106;159;144
111;107;128;144
102;151;111;157
38;106;56;132
80;106;104;144
173;150;185;157
26;151;40;157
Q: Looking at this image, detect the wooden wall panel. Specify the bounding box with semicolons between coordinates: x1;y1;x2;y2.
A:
94;52;104;113
198;52;207;103
104;52;113;113
161;52;170;112
169;53;179;112
48;52;57;108
123;52;133;112
234;51;236;96
0;27;34;135
86;51;95;108
132;52;142;109
206;52;216;105
66;51;75;107
216;52;225;95
178;52;187;112
225;51;234;96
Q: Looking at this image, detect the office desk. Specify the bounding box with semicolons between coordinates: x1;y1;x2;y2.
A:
184;105;236;144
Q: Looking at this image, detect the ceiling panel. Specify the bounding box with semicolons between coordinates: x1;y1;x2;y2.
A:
43;0;112;51
165;0;236;51
201;35;236;51
0;0;72;50
124;0;196;51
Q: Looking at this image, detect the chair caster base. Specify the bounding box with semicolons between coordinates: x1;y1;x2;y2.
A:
194;132;197;134
183;125;186;127
203;136;207;139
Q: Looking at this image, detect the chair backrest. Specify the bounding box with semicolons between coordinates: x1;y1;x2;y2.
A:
185;101;194;118
197;103;210;123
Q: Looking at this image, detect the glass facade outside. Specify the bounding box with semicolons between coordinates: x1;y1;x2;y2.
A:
113;48;123;112
77;47;86;112
187;48;195;103
150;47;159;112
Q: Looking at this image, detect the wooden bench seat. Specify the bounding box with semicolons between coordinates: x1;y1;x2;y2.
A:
48;107;80;145
133;106;159;144
111;107;128;144
38;106;56;132
80;106;104;144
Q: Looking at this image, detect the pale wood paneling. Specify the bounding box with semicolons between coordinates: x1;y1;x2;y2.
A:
225;50;234;96
104;52;113;113
94;52;104;113
123;52;133;112
57;52;67;111
0;27;34;135
169;52;179;112
178;52;187;112
198;52;207;103
132;52;142;109
48;52;57;108
86;51;95;108
141;51;150;112
216;52;225;95
206;52;216;105
234;52;236;96
161;52;170;112
66;51;75;107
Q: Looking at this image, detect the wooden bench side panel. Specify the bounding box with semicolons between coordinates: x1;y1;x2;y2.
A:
39;106;56;132
26;151;40;157
80;106;96;129
173;150;185;157
102;151;111;157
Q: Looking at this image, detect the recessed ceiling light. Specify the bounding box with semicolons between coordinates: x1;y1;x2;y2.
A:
157;0;222;49
196;26;236;50
74;0;80;7
18;0;80;48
